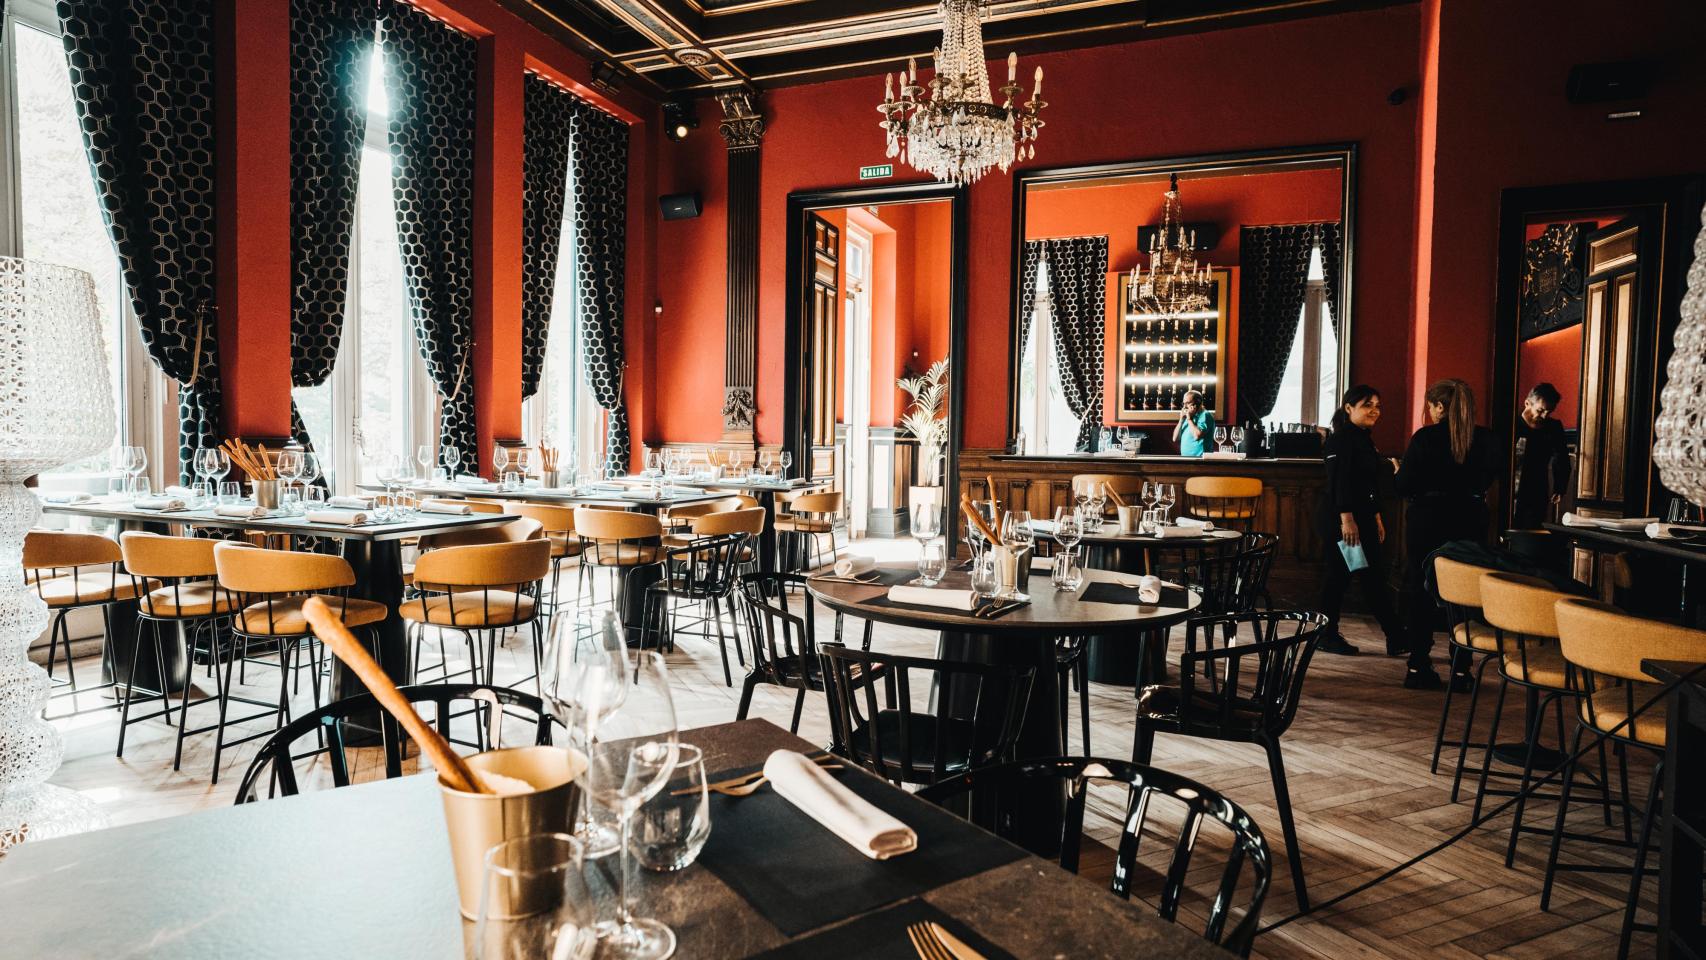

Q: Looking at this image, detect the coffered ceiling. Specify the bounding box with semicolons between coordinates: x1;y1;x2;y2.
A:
498;0;1415;98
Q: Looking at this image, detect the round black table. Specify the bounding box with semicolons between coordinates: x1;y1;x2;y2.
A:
807;562;1199;852
1033;520;1240;683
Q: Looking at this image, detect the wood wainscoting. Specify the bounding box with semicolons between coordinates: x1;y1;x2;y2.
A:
957;449;1338;604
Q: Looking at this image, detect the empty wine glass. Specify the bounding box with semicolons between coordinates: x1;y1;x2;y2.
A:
276;448;305;513
1230;426;1246;450
1213;426;1229;452
492;444;511;479
472;833;598;960
586;652;679;960
643;450;660;479
630;744;711;872
440;444;462;479
514;448;533;480
912;506;945;586
416;444;434;480
778;450;793;478
1157;483;1177;524
542;611;630;858
757;450;773;478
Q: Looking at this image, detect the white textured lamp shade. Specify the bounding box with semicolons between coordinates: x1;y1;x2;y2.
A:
0;256;115;848
1655;205;1706;509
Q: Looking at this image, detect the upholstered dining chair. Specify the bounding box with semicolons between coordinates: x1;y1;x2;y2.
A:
1547;598;1706;960
24;529;155;716
505;502;587;615
1183;476;1263;532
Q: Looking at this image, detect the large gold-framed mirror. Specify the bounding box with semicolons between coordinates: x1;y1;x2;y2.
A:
1007;144;1356;456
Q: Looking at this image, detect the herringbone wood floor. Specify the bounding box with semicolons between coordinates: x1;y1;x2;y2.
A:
43;543;1653;959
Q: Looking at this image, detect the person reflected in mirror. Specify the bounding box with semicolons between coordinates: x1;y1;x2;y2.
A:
1512;382;1570;530
1397;378;1494;691
1316;385;1406;656
1174;390;1213;458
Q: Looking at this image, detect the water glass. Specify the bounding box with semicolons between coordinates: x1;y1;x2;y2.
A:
1667;497;1703;525
502;470;523;492
1051;550;1084;592
630;743;710;872
970;550;999;598
191;481;213;508
472;833;598;960
301;486;326;511
1156;483;1177;524
917;540;948;585
912;507;944;585
128;476;152;500
218;481;242;505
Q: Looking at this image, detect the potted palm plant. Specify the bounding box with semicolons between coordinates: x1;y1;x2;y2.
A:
898;358;949;518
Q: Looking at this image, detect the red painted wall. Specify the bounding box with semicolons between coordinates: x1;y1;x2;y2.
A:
658;5;1422;450
1517;325;1582;430
213;0;657;473
1412;0;1706;428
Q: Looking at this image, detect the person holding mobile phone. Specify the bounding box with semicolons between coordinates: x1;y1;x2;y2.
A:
1316;384;1405;657
1173;390;1213;458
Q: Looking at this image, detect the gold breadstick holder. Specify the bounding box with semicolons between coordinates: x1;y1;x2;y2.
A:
439;746;588;919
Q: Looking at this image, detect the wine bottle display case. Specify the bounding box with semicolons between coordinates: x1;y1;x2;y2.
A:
1117;268;1230;422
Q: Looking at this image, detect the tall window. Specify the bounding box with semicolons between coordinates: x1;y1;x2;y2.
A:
1016;258;1083;456
1268;245;1340;427
524;164;600;475
6;7;131;477
296;43;432;491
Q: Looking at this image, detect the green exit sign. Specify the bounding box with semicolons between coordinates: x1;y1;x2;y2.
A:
858;164;893;180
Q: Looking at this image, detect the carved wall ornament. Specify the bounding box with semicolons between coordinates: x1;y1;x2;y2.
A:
1520;222;1590;338
722;387;756;430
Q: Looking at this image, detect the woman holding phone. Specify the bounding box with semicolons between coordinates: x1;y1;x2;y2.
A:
1316;385;1405;657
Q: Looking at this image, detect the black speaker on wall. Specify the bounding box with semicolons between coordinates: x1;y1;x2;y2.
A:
660;192;702;221
1565;60;1654;103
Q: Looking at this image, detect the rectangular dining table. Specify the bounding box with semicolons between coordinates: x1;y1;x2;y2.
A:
359;480;729;513
0;719;1231;959
38;498;510;714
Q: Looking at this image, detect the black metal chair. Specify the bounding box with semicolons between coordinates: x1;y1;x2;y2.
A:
820;643;1035;788
918;757;1271;957
233;683;554;803
644;509;764;683
733;571;831;732
1132;609;1326;911
1184;531;1276;616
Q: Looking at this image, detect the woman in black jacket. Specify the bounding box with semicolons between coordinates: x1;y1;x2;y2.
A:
1396;378;1495;689
1317;385;1406;656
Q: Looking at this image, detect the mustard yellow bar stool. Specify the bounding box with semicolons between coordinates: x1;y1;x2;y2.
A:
775;490;841;572
1070;473;1144;517
116;532;244;773
1548;599;1706;958
662;494;744;536
410;516;543;683
402;539;552;691
1476;572;1613;864
214;542;388;719
507;502;586;615
24;530;157;716
1431;556;1503;795
1184;476;1262;532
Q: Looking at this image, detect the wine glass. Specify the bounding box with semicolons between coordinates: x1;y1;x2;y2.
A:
440;444;462;479
757;450;773;477
1003;510;1034;553
643;450;660;479
541;611;630;858
299;451;322;496
1157;483;1177;524
514;448;533;480
1052;507;1084;591
118;445;147;495
276;448;305;513
1213;426;1229;452
472;833;597;960
1230;426;1246;450
492;444;511;479
1086;485;1107;528
416;444;434;480
911;506;945;586
586;652;679;960
778;450;793;478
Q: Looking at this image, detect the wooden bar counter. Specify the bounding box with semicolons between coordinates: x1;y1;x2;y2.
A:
958;449;1331;603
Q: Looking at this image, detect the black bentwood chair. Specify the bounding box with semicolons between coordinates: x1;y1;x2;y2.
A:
1133;609;1326;912
819;643;1035;788
233;683;553;803
919;757;1272;957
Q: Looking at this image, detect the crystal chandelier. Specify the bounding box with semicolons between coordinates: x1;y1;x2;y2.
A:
1654;203;1706;508
1125;173;1214;316
877;0;1046;186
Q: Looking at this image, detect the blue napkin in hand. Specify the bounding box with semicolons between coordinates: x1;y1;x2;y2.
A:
1338;540;1369;573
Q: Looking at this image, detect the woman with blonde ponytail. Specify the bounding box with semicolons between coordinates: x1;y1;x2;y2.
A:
1395;378;1494;689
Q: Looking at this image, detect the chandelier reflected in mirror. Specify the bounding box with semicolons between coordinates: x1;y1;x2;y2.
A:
877;0;1046;186
1125;173;1214;316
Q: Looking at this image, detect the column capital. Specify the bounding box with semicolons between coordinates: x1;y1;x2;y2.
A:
715;85;765;151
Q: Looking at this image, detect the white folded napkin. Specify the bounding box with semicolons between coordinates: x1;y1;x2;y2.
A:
38;491;92;504
214;504;268;519
164;485;197;498
888;584;979;610
1154;525;1206;538
833;556;876;577
421;499;472;515
1202;451;1248;460
1176;516;1214;531
762;750;917;860
306;509;369;526
1592;516;1659;532
133;497;187;512
1561;511;1595;527
328;495;375;510
1646;522;1706;541
1136;574;1163;604
1031;554;1055;571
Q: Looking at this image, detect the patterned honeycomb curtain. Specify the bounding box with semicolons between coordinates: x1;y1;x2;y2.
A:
1039;236;1109;452
1318;222;1344;338
569;100;630;475
520;73;576;401
59;0;222;486
1237;225;1316;422
1015;241;1044;381
287;0;377;456
382;2;478;464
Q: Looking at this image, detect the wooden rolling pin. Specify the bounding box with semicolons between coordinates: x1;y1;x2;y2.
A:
302;597;489;795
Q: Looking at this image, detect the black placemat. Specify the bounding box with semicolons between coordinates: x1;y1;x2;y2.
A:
1080;582;1192;608
816;568;920;587
750;898;1016;959
862;594;1028;619
696;767;1026;936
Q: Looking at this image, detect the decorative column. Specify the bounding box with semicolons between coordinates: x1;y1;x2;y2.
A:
716;85;763;444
